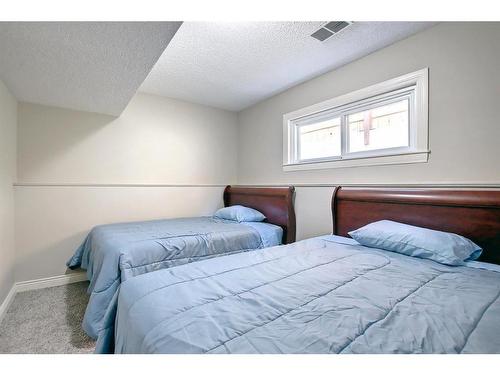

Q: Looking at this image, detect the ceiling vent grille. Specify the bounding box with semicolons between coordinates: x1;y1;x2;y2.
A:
311;21;352;42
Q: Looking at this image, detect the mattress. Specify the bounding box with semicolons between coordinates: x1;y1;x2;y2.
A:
99;235;500;354
66;216;282;339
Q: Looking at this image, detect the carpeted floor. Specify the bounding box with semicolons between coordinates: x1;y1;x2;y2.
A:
0;281;96;354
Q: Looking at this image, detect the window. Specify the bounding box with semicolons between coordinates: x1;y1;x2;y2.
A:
297;116;341;160
283;69;429;171
346;98;409;153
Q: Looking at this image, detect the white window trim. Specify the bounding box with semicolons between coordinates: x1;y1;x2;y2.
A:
283;68;429;171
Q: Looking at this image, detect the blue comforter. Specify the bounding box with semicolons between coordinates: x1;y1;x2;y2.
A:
67;216;282;339
99;236;500;354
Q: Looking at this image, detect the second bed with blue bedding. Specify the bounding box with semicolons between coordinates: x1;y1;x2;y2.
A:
98;235;500;354
67;216;283;339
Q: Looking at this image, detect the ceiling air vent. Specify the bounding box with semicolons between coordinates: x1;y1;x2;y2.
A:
311;21;352;42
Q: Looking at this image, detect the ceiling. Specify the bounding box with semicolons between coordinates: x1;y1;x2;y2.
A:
0;22;436;115
140;22;436;111
0;22;181;116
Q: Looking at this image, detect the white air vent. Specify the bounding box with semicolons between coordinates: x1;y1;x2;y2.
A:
311;21;352;42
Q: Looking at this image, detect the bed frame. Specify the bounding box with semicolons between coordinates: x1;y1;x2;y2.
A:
224;185;296;244
332;187;500;264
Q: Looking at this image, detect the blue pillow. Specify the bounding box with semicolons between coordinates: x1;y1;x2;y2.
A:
213;205;266;223
348;220;482;266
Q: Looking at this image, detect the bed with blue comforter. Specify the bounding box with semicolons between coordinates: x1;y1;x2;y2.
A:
97;235;500;354
67;216;283;339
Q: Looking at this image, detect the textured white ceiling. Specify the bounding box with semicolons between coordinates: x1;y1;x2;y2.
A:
140;22;436;111
0;22;181;115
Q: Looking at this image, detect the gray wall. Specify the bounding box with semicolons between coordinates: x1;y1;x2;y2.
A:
0;79;17;303
237;23;500;239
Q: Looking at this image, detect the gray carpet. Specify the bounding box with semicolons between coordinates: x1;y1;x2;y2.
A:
0;281;96;354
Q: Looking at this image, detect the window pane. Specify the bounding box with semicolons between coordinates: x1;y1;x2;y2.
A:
347;99;409;153
298;117;341;160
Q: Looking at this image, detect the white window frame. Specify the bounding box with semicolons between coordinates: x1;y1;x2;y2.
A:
283;68;429;171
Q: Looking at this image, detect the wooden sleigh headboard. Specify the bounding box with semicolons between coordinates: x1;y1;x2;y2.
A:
224;185;296;244
331;187;500;264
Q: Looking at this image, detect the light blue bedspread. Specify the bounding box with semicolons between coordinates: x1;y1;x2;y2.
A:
100;235;500;354
67;216;282;339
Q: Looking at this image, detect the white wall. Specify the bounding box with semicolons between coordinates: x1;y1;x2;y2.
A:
0;80;17;302
18;93;238;184
15;93;238;281
10;22;500;283
14;186;226;281
237;23;500;239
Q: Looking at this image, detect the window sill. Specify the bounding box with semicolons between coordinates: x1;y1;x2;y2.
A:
283;150;430;172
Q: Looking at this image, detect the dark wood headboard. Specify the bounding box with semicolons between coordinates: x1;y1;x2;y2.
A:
224;185;296;244
331;187;500;264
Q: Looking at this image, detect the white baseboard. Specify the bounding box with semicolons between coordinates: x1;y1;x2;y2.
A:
0;284;17;325
15;272;87;293
0;272;87;324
